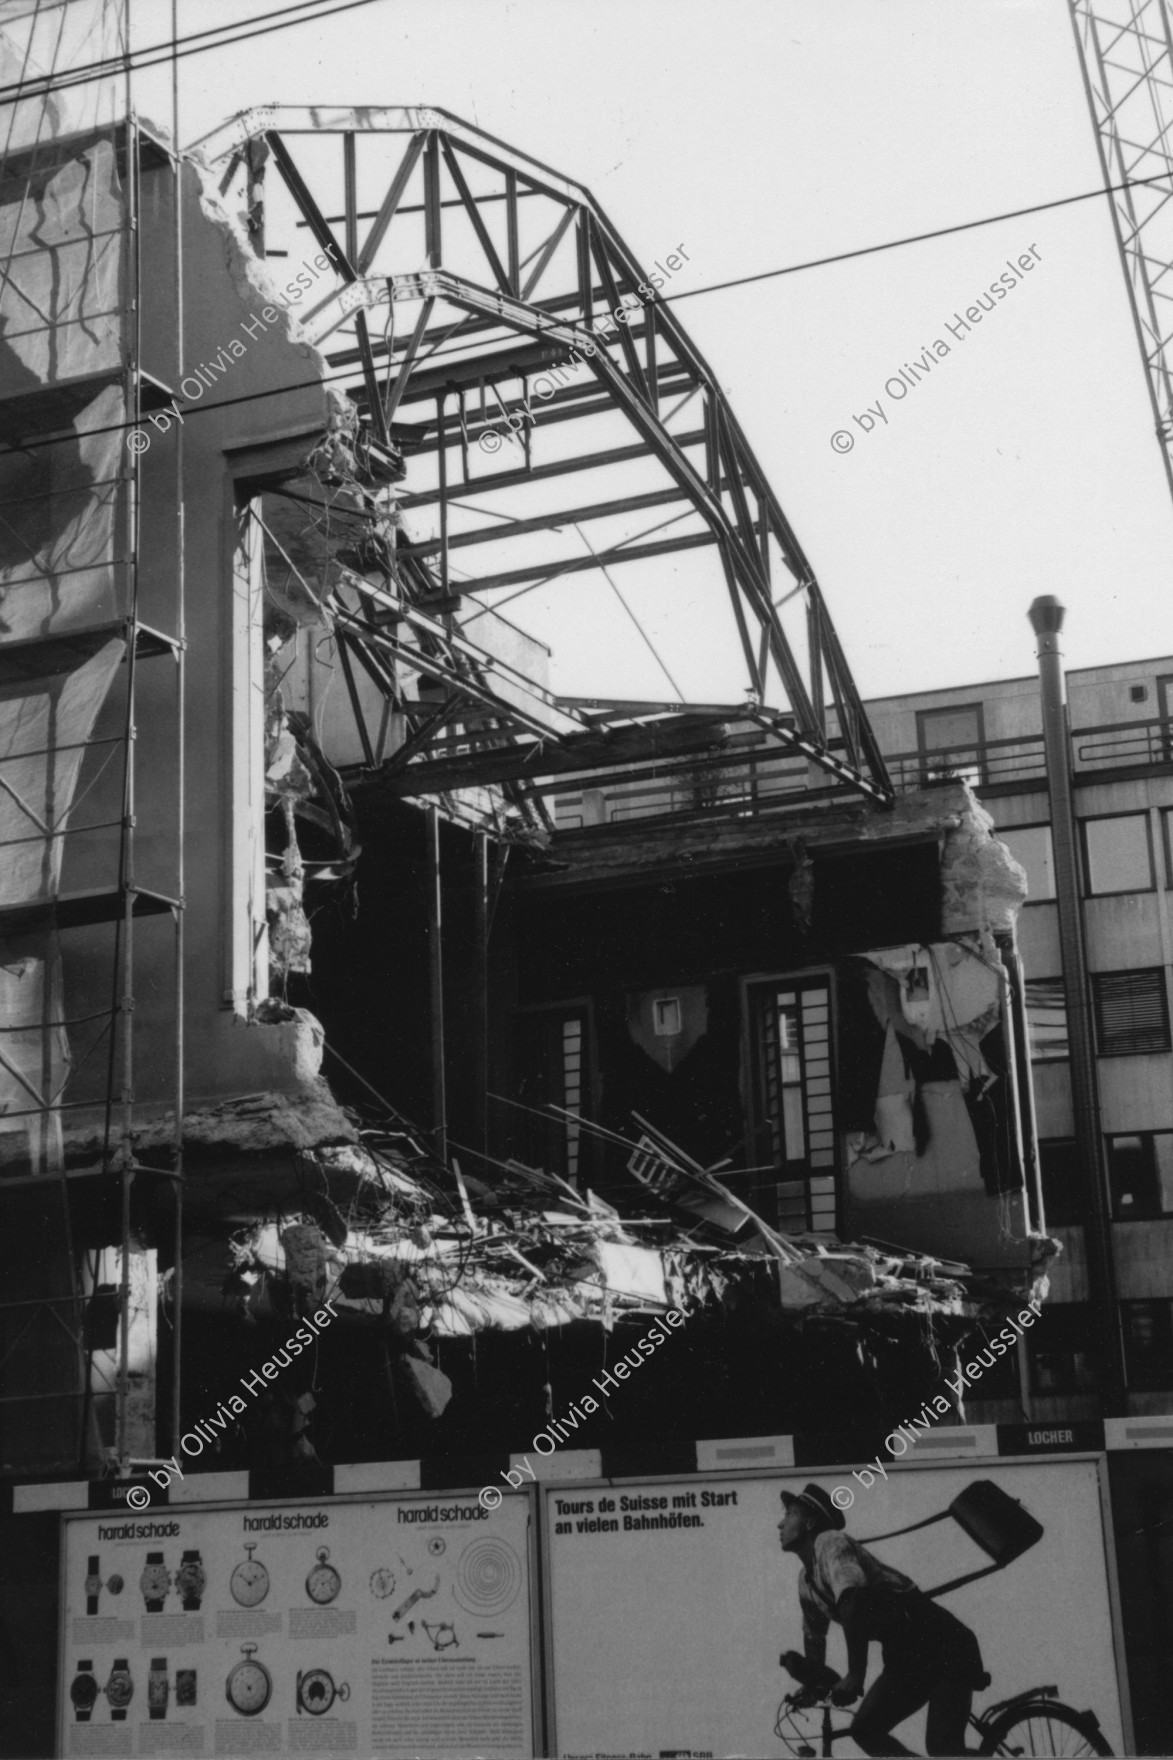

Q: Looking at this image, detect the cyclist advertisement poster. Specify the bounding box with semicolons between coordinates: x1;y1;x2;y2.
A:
542;1458;1125;1757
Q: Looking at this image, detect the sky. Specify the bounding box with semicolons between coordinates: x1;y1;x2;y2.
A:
127;0;1173;705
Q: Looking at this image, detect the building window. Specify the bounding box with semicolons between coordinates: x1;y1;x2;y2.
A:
1027;1303;1097;1394
1039;1138;1082;1226
1107;1132;1173;1219
748;974;836;1234
515;1003;591;1183
997;824;1055;902
1025;978;1069;1060
1159;810;1173;886
1092;968;1172;1057
1082;814;1154;895
917;703;984;787
1122;1301;1173;1391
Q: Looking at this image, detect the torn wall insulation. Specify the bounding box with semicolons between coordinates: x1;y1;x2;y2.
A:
942;795;1029;937
842;934;1033;1268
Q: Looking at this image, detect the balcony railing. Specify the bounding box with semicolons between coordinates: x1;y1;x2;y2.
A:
885;716;1173;794
551;717;1173;829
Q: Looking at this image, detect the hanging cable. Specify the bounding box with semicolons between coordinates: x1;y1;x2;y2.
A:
0;0;384;104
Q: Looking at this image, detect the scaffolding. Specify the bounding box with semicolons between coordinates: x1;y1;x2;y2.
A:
0;0;184;1475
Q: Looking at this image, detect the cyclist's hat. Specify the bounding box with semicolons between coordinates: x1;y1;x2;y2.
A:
780;1484;845;1532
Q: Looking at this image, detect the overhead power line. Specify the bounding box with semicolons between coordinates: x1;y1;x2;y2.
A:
5;164;1171;465
0;0;383;103
657;167;1173;307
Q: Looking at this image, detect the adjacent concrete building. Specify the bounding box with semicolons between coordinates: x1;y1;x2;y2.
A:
863;645;1173;1420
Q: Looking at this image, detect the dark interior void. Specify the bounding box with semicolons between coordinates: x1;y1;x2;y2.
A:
165;1296;961;1478
0;1512;59;1759
1108;1450;1173;1755
290;800;489;1154
491;840;945;1200
295;808;942;1178
509;842;943;1001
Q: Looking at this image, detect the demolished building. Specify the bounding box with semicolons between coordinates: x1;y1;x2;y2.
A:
0;43;1056;1487
1;8;1128;1757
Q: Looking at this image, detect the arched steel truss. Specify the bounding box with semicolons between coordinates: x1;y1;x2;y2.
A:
196;105;893;809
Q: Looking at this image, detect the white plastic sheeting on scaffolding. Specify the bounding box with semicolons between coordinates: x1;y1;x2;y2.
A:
0;4;129;1173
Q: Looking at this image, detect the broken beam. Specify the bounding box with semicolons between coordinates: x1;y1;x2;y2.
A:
359;715;734;796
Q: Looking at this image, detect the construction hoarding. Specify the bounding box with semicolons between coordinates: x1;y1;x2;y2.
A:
542;1459;1127;1759
58;1489;537;1758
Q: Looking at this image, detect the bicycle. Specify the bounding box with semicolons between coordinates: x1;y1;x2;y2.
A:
775;1651;1113;1756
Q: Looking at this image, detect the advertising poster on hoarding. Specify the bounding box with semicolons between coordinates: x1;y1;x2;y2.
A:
58;1491;535;1758
544;1460;1125;1759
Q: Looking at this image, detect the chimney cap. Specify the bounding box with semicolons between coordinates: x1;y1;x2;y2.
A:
1028;595;1066;635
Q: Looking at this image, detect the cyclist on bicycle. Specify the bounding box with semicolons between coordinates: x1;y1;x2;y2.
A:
778;1483;989;1757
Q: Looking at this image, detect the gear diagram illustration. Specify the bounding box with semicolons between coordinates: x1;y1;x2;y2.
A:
452;1537;522;1617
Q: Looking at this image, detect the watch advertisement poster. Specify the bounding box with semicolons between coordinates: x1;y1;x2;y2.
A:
59;1490;535;1758
542;1458;1127;1759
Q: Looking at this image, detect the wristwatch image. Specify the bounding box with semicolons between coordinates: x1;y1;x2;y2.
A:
105;1658;134;1721
225;1643;272;1717
296;1667;350;1716
70;1661;99;1723
175;1668;197;1708
139;1551;171;1612
148;1657;169;1721
84;1556;102;1616
305;1545;341;1606
229;1542;270;1608
175;1548;206;1611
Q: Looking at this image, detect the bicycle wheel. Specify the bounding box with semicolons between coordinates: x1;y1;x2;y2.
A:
980;1701;1113;1757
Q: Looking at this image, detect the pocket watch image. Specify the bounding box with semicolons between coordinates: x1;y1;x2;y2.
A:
175;1548;206;1611
296;1666;350;1716
148;1657;169;1721
105;1657;134;1722
69;1660;99;1723
139;1550;171;1611
225;1643;272;1717
305;1544;341;1605
369;1565;396;1599
229;1541;270;1608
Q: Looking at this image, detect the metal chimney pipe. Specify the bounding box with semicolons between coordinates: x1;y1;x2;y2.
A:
1027;596;1125;1415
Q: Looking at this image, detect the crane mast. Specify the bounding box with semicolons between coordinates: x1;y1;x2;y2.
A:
1070;1;1173;503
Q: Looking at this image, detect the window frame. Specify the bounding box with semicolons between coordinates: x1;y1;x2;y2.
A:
1026;1302;1098;1396
1080;811;1155;898
996;821;1056;904
1091;967;1173;1058
741;966;839;1235
1106;1130;1173;1221
1121;1298;1173;1392
511;995;598;1185
1038;1137;1083;1227
1024;975;1070;1063
916;702;986;787
1158;809;1173;888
